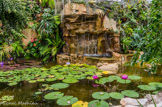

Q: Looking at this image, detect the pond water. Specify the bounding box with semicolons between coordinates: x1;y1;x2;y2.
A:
0;62;161;107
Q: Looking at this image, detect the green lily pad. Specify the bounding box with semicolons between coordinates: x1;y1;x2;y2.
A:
92;92;110;100
138;85;157;91
148;82;162;87
8;82;17;86
28;80;37;83
88;100;109;107
44;92;64;100
109;92;124;99
37;79;45;82
51;83;69;89
57;96;78;106
62;78;78;83
46;78;56;82
107;76;120;82
128;75;142;80
34;91;42;95
117;79;131;84
121;90;139;98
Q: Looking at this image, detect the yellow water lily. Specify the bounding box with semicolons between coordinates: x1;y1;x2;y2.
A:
102;71;112;75
72;101;88;107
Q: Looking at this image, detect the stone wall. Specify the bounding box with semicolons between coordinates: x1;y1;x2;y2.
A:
61;3;120;55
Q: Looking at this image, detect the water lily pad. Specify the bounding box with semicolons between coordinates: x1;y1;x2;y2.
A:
107;76;120;82
92;92;110;100
148;82;162;87
34;91;42;95
8;82;17;86
121;90;139;98
50;83;69;89
46;78;56;82
57;96;78;106
138;85;157;91
117;79;131;84
88;100;109;107
128;75;142;80
28;80;37;83
36;79;45;82
62;78;78;83
44;92;64;100
109;92;124;99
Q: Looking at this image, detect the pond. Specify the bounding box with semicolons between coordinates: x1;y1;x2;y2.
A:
0;62;161;107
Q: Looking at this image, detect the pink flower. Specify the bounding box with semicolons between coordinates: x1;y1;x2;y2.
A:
33;43;36;46
121;75;128;80
31;38;34;43
92;75;98;80
34;38;37;41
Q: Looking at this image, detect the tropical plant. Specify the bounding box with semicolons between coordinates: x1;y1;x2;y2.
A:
0;0;30;61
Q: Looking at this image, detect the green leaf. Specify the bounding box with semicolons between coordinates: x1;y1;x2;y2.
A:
92;92;110;100
128;75;142;80
44;92;64;100
88;100;109;107
57;96;78;106
109;92;124;99
62;78;78;84
34;91;42;95
138;85;157;91
121;90;139;98
107;76;120;82
148;82;162;87
50;83;69;89
117;79;131;84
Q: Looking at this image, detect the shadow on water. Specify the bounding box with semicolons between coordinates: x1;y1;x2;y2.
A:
0;64;161;107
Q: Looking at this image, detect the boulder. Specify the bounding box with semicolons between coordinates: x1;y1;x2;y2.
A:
120;98;148;106
97;63;119;72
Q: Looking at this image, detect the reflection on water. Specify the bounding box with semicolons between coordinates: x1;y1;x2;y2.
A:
0;65;161;107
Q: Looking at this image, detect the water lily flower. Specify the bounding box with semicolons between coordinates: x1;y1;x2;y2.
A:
66;62;71;65
121;75;128;80
92;75;98;80
0;62;4;67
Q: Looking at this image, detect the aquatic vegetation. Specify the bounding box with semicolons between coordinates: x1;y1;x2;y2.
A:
88;100;109;107
138;85;157;91
109;92;124;100
121;90;139;98
56;96;78;106
0;95;14;102
128;75;142;80
50;83;69;90
44;92;64;100
92;92;110;100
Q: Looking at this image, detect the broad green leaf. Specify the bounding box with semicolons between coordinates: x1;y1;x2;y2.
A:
92;92;110;100
109;92;124;99
121;90;139;98
57;96;78;106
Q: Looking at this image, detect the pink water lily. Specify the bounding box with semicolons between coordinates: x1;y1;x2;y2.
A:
121;75;128;80
92;75;98;80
